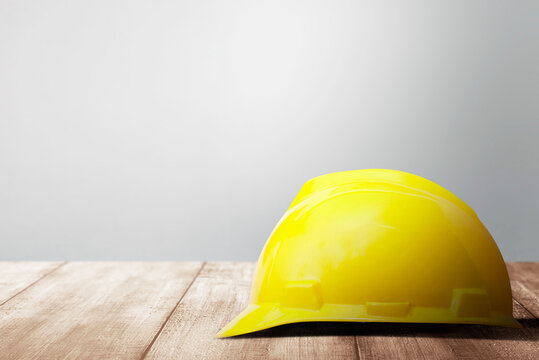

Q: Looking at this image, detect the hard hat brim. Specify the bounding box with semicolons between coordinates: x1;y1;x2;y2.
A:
216;303;521;338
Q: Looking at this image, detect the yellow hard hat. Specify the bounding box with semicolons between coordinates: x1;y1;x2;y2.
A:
217;169;519;337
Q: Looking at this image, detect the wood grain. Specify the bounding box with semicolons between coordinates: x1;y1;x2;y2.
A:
0;262;536;359
507;262;539;317
0;262;202;360
0;262;64;305
144;262;359;360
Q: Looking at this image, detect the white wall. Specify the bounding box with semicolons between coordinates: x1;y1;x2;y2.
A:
1;0;537;260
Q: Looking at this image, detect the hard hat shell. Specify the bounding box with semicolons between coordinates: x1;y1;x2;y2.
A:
217;169;519;337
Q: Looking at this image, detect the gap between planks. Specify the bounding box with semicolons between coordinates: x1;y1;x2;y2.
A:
0;261;67;306
353;335;361;360
139;262;207;360
513;297;536;319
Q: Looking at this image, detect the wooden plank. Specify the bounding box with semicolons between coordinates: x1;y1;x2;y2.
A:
354;323;455;359
507;262;539;317
0;262;64;305
247;323;360;360
144;262;359;360
0;262;202;360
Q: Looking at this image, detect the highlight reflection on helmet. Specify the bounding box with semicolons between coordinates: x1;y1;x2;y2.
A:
217;169;519;338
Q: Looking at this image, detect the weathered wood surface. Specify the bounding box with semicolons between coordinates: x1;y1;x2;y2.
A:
0;262;64;305
0;262;537;359
507;262;539;317
0;262;202;359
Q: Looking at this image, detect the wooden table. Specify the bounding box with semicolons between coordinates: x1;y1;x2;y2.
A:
0;262;537;359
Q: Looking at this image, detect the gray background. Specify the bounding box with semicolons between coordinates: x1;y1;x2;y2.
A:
1;0;537;261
